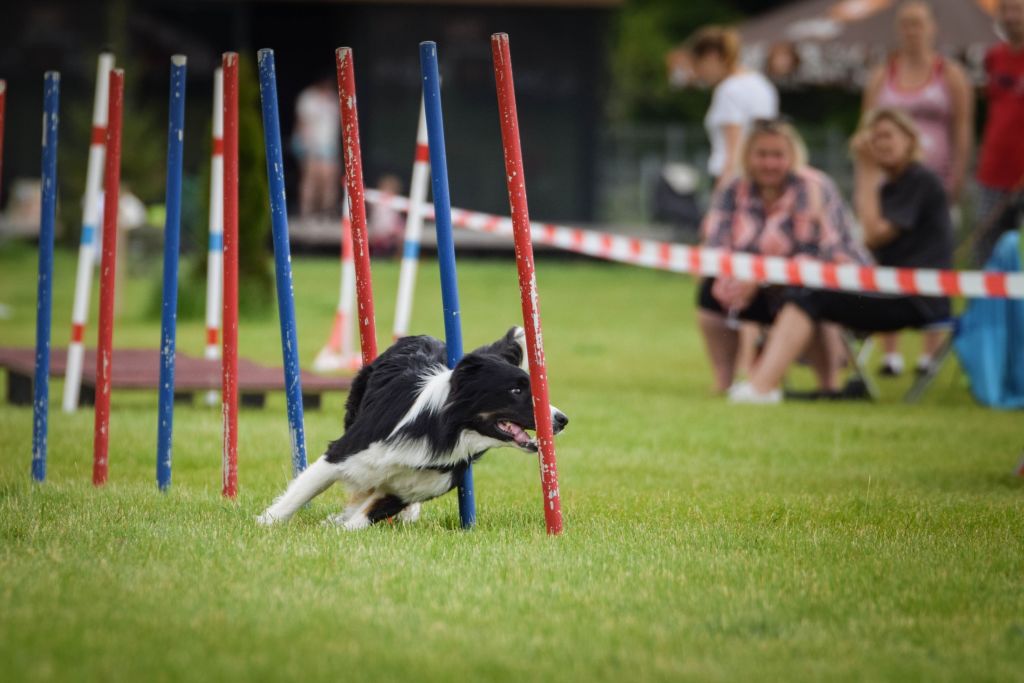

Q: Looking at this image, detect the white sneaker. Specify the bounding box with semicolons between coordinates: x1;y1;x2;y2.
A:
728;381;782;404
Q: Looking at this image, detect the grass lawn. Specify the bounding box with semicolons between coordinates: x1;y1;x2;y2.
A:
1;242;1022;682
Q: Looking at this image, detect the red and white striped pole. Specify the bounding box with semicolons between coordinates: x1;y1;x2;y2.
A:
336;47;378;365
91;67;124;487
63;52;115;413
221;53;239;499
392;99;430;340
203;66;225;405
312;189;361;372
491;33;563;535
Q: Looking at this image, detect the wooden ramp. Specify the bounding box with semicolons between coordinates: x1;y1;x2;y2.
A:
0;347;353;410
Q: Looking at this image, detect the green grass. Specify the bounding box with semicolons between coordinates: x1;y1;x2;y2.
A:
1;243;1022;682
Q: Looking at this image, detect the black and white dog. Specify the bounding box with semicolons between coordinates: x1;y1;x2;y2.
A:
257;326;568;530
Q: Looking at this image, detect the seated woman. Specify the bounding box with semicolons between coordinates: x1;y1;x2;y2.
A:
730;108;954;403
698;118;868;394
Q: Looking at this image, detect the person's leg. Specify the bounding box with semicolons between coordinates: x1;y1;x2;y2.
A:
734;322;761;380
973;183;1017;267
748;303;816;394
804;322;842;392
299;159;316;218
698;309;740;393
879;332;903;376
322;160;340;215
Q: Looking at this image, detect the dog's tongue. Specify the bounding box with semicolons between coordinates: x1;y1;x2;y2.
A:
500;421;533;447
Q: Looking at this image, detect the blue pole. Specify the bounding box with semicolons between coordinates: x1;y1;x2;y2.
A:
32;71;60;482
156;56;187;491
419;42;476;529
257;48;307;476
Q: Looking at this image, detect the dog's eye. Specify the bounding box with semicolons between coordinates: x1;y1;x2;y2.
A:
509;386;522;395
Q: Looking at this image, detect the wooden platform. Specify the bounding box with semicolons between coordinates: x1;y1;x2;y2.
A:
0;347;353;410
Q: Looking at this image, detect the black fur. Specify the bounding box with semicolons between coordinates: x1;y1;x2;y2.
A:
325;328;546;467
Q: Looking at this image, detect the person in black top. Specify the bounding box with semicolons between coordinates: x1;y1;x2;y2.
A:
729;107;954;403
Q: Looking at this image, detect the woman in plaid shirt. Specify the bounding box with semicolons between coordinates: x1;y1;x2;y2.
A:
697;119;869;394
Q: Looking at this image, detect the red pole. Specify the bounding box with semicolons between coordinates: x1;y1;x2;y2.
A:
335;48;378;365
491;33;563;535
92;68;124;487
221;53;239;499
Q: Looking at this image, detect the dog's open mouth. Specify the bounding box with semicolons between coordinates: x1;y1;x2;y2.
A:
497;420;538;452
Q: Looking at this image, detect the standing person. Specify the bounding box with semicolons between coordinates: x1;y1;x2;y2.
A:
690;26;780;383
697;119;868;396
293;78;340;219
862;0;973;377
690;26;779;191
730;109;954;404
975;0;1024;265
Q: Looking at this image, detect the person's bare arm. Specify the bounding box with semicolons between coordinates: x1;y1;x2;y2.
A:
715;123;745;190
945;60;974;202
861;65;885;114
851;132;898;249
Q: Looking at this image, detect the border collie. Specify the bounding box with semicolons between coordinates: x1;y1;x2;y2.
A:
257;326;568;530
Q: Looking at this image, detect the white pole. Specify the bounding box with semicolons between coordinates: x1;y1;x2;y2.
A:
204;67;225;405
392;98;430;341
312;191;360;372
62;52;114;413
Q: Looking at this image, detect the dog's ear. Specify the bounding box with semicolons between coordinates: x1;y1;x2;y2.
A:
450;353;487;393
472;326;525;368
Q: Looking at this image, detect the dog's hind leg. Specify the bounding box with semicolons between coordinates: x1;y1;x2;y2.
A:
397;502;421;524
257;456;339;525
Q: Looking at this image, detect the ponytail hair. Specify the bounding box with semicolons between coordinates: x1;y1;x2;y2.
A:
689;26;742;69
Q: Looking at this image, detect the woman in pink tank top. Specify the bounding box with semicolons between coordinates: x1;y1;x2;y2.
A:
861;1;973;378
863;0;973;200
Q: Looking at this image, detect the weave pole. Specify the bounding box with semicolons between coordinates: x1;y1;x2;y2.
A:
336;47;379;365
392;99;430;341
31;72;60;482
92;68;124;487
63;52;115;413
257;48;307;476
491;33;563;535
203;66;225;406
221;52;239;498
312;189;360;372
156;56;187;491
419;42;476;529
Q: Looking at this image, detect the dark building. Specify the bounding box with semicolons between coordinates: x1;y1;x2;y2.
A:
0;0;619;224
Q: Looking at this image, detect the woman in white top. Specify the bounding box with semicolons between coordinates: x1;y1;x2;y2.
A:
691;26;779;191
689;26;780;383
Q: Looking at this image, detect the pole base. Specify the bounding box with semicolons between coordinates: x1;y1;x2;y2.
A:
312;347;362;373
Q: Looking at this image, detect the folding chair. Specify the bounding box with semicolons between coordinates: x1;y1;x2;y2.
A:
840;317;958;403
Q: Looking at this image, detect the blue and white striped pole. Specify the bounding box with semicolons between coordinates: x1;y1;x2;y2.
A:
419;42;475;529
156;55;187;491
32;71;60;482
257;48;307;476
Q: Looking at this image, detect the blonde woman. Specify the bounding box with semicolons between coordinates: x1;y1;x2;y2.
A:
730;109;954;403
697;119;867;395
690;27;779;190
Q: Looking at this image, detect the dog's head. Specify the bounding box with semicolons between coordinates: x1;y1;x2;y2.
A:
450;327;569;453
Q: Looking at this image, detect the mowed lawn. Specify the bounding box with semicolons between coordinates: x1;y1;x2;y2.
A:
1;243;1022;682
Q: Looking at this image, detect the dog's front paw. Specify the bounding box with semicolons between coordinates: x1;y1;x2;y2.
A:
256;510;280;526
398;502;421;524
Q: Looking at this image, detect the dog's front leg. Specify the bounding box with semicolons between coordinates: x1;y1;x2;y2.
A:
257;456;339;525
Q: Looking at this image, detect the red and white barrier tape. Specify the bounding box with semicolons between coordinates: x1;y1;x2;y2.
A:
364;188;1024;300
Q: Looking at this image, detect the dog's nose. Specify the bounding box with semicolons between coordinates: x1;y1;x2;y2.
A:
552;410;569;434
